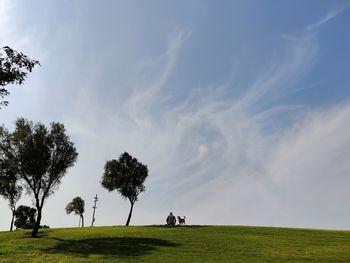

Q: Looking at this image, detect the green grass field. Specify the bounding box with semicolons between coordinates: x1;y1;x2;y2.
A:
0;225;350;262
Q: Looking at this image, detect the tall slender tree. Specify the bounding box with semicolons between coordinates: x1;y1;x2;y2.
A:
65;196;85;227
0;118;78;237
0;46;40;108
101;152;148;226
0;172;22;231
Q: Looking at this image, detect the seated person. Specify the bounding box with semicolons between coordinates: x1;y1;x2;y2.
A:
166;212;176;226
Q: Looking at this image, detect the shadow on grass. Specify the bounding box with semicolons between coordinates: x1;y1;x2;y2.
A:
44;237;181;258
18;231;49;239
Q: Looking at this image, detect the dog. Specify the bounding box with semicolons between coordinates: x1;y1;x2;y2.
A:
177;216;186;225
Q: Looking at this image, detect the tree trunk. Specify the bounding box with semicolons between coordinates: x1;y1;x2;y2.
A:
81;214;84;227
10;209;15;232
32;207;42;238
125;202;134;226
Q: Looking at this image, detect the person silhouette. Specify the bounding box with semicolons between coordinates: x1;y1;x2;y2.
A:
166;212;176;226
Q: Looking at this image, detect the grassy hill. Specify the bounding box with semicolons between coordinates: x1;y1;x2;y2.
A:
0;225;350;262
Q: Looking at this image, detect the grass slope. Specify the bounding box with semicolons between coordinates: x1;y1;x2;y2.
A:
0;225;350;262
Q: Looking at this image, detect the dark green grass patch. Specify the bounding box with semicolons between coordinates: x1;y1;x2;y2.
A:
0;225;350;262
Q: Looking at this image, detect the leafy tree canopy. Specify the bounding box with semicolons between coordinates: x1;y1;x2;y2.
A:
0;173;22;211
0;164;22;231
14;205;36;229
66;196;85;216
0;46;40;107
66;196;85;227
0;118;78;237
101;152;148;226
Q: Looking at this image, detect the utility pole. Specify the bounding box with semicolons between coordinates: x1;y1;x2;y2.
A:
91;194;98;226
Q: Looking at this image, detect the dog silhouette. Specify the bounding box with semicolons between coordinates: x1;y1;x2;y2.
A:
177;216;186;225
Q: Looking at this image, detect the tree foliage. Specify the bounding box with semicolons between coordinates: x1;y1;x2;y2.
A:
0;171;22;231
0;46;40;107
0;118;78;237
14;205;36;229
66;196;85;227
101;152;148;226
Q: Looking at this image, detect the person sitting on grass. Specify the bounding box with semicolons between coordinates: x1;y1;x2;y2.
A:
166;212;176;226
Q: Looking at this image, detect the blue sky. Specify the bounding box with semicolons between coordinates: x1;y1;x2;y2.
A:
0;0;350;230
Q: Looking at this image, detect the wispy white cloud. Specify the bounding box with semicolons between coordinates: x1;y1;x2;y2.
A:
306;2;350;32
127;29;191;124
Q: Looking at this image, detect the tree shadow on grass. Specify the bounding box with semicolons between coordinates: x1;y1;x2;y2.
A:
19;231;49;239
44;237;181;258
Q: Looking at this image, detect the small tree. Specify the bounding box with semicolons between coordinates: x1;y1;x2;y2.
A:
0;118;78;237
0;46;40;108
101;152;148;226
66;196;85;227
14;205;36;229
0;172;22;231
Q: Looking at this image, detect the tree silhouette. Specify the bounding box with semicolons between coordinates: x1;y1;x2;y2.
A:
0;171;22;231
0;46;40;108
101;152;148;226
14;205;36;229
0;118;78;237
66;196;85;227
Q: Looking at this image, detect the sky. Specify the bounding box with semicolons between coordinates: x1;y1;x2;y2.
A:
1;0;350;231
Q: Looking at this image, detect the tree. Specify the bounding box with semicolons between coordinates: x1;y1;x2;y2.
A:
0;46;40;108
66;196;85;227
0;118;78;237
14;205;36;229
101;152;148;226
0;172;22;231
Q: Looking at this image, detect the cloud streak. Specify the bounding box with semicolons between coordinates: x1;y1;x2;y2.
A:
306;2;350;32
